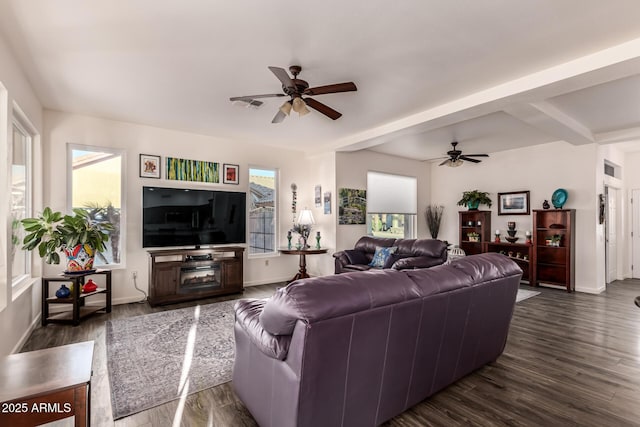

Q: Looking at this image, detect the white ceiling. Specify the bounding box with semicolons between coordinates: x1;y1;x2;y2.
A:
2;0;640;158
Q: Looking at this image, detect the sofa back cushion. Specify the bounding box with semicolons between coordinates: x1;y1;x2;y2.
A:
354;236;396;253
260;253;521;336
259;269;420;335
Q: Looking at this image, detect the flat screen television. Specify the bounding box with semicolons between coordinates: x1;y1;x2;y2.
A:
142;186;246;248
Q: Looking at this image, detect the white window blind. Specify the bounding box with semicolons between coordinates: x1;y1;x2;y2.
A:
367;171;417;214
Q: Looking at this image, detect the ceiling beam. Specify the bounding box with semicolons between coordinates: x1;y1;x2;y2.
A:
503;101;594;146
595;126;640;144
321;36;640;154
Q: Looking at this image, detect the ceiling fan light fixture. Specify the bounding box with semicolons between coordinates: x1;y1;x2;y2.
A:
292;97;309;115
448;159;463;167
279;100;292;116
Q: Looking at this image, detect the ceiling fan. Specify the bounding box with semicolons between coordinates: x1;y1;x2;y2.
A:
438;141;489;167
229;65;357;123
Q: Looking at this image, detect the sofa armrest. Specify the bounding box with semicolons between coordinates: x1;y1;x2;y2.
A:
392;256;446;270
234;299;292;360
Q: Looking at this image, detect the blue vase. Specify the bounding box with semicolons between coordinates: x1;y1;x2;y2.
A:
56;284;71;298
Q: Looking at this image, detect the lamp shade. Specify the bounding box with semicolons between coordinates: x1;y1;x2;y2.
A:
297;209;315;225
292;97;310;116
279;100;292;116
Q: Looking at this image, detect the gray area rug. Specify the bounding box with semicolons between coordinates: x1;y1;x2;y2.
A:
516;288;540;303
106;299;237;420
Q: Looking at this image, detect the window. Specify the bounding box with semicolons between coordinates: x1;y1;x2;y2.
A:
366;171;417;239
68;145;125;267
249;167;277;255
11;119;32;284
368;213;416;238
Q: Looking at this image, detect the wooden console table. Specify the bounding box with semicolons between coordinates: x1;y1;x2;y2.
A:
279;247;328;283
0;341;94;427
42;270;112;327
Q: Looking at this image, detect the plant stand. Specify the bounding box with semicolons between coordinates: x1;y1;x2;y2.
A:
42;270;112;326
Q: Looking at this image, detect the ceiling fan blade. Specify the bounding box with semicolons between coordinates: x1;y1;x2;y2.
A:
304;82;357;96
271;110;286;124
304;98;342;120
230;94;285;101
463;153;489;157
459;155;481;163
268;66;295;90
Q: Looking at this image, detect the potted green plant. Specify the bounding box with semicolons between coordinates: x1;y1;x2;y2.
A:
467;231;480;242
21;207;114;272
457;190;492;210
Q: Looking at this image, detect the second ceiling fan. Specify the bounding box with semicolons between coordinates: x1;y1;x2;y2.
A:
229;65;357;123
438;141;489;167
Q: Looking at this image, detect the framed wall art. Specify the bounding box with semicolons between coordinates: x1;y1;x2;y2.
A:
338;188;366;224
498;191;530;215
140;154;161;179
223;164;239;184
166;157;219;183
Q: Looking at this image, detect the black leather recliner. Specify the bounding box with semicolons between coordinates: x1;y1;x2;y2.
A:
332;236;448;274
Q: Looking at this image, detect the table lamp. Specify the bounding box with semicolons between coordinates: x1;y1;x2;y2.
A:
296;209;315;249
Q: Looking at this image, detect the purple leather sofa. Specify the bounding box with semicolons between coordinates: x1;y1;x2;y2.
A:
233;253;521;427
332;236;448;274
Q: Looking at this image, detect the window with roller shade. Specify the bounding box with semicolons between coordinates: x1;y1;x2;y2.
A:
366;171;417;239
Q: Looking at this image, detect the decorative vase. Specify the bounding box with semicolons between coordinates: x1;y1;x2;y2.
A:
543;200;550;209
467;200;480;210
315;232;321;249
55;284;71;298
63;244;96;273
287;231;292;249
82;279;98;294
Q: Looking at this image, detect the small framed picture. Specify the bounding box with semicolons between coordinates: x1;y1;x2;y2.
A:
140;154;161;179
498;191;530;215
223;163;239;185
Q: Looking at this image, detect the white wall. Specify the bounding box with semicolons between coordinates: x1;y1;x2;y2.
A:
0;34;44;356
43;111;312;304
430;141;602;293
335;151;432;251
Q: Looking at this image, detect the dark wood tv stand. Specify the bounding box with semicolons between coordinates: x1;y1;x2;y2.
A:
147;247;244;306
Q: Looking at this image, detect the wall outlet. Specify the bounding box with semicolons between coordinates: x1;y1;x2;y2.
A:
132;270;138;279
264;259;269;266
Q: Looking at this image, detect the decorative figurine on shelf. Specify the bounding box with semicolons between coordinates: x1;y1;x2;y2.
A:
287;230;292;249
82;279;98;294
55;284;71;298
495;229;501;242
315;231;321;249
543;199;551;209
525;230;532;245
505;222;519;243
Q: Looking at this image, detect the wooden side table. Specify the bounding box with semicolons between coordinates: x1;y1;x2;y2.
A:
0;341;94;427
279;248;328;283
42;270;112;326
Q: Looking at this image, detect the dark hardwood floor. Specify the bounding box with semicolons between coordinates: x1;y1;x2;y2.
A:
21;280;640;426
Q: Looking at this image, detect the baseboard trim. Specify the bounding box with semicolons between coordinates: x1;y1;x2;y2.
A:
11;313;42;354
244;276;291;287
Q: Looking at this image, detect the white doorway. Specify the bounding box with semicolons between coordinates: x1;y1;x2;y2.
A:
605;186;618;284
632;189;640;279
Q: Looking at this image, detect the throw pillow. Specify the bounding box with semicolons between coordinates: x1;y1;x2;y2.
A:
369;246;398;268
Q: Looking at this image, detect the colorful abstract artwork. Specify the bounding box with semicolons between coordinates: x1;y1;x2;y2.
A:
338;188;366;224
166;157;219;183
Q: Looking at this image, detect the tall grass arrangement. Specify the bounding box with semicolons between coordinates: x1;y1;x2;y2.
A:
425;205;444;239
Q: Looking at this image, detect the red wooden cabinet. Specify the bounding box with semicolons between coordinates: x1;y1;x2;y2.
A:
532;209;575;292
